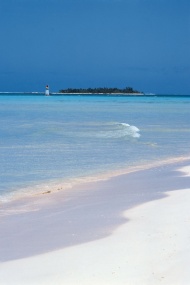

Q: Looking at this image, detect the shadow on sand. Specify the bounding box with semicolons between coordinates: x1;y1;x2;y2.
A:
0;160;190;262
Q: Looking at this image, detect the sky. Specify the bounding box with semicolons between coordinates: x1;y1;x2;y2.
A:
0;0;190;94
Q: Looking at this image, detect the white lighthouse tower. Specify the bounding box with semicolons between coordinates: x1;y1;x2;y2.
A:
45;85;50;96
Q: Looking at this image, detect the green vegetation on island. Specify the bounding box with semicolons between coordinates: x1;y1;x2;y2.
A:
59;87;143;94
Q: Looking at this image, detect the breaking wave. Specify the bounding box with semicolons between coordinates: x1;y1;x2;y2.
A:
119;123;140;138
96;122;141;139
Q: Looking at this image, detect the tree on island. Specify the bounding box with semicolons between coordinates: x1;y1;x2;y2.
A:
59;86;142;94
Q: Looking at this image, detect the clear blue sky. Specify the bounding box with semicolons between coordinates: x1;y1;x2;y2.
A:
0;0;190;94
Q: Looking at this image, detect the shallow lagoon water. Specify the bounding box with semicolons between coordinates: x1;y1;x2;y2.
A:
0;94;190;200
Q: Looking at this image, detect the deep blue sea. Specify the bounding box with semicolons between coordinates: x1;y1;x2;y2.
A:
0;94;190;201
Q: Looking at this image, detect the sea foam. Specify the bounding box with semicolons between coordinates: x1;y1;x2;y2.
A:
120;123;140;138
96;122;140;139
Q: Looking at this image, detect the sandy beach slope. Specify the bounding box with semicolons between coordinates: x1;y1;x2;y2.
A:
0;160;190;284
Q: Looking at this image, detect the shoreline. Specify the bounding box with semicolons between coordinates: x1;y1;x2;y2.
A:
1;155;190;203
1;158;190;284
1;92;190;97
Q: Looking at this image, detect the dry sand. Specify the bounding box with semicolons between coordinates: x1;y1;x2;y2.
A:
0;160;190;284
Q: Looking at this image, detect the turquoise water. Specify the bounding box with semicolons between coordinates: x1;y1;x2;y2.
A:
0;94;190;200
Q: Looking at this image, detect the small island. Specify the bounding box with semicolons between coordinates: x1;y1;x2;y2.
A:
59;86;143;95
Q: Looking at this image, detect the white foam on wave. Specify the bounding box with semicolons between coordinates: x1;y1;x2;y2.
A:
96;122;141;139
120;123;140;138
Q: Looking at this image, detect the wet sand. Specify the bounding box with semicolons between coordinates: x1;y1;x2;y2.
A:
0;160;190;284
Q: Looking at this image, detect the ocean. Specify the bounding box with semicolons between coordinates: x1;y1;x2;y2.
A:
0;94;190;201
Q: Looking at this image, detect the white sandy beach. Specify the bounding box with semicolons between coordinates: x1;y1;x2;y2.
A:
0;161;190;285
